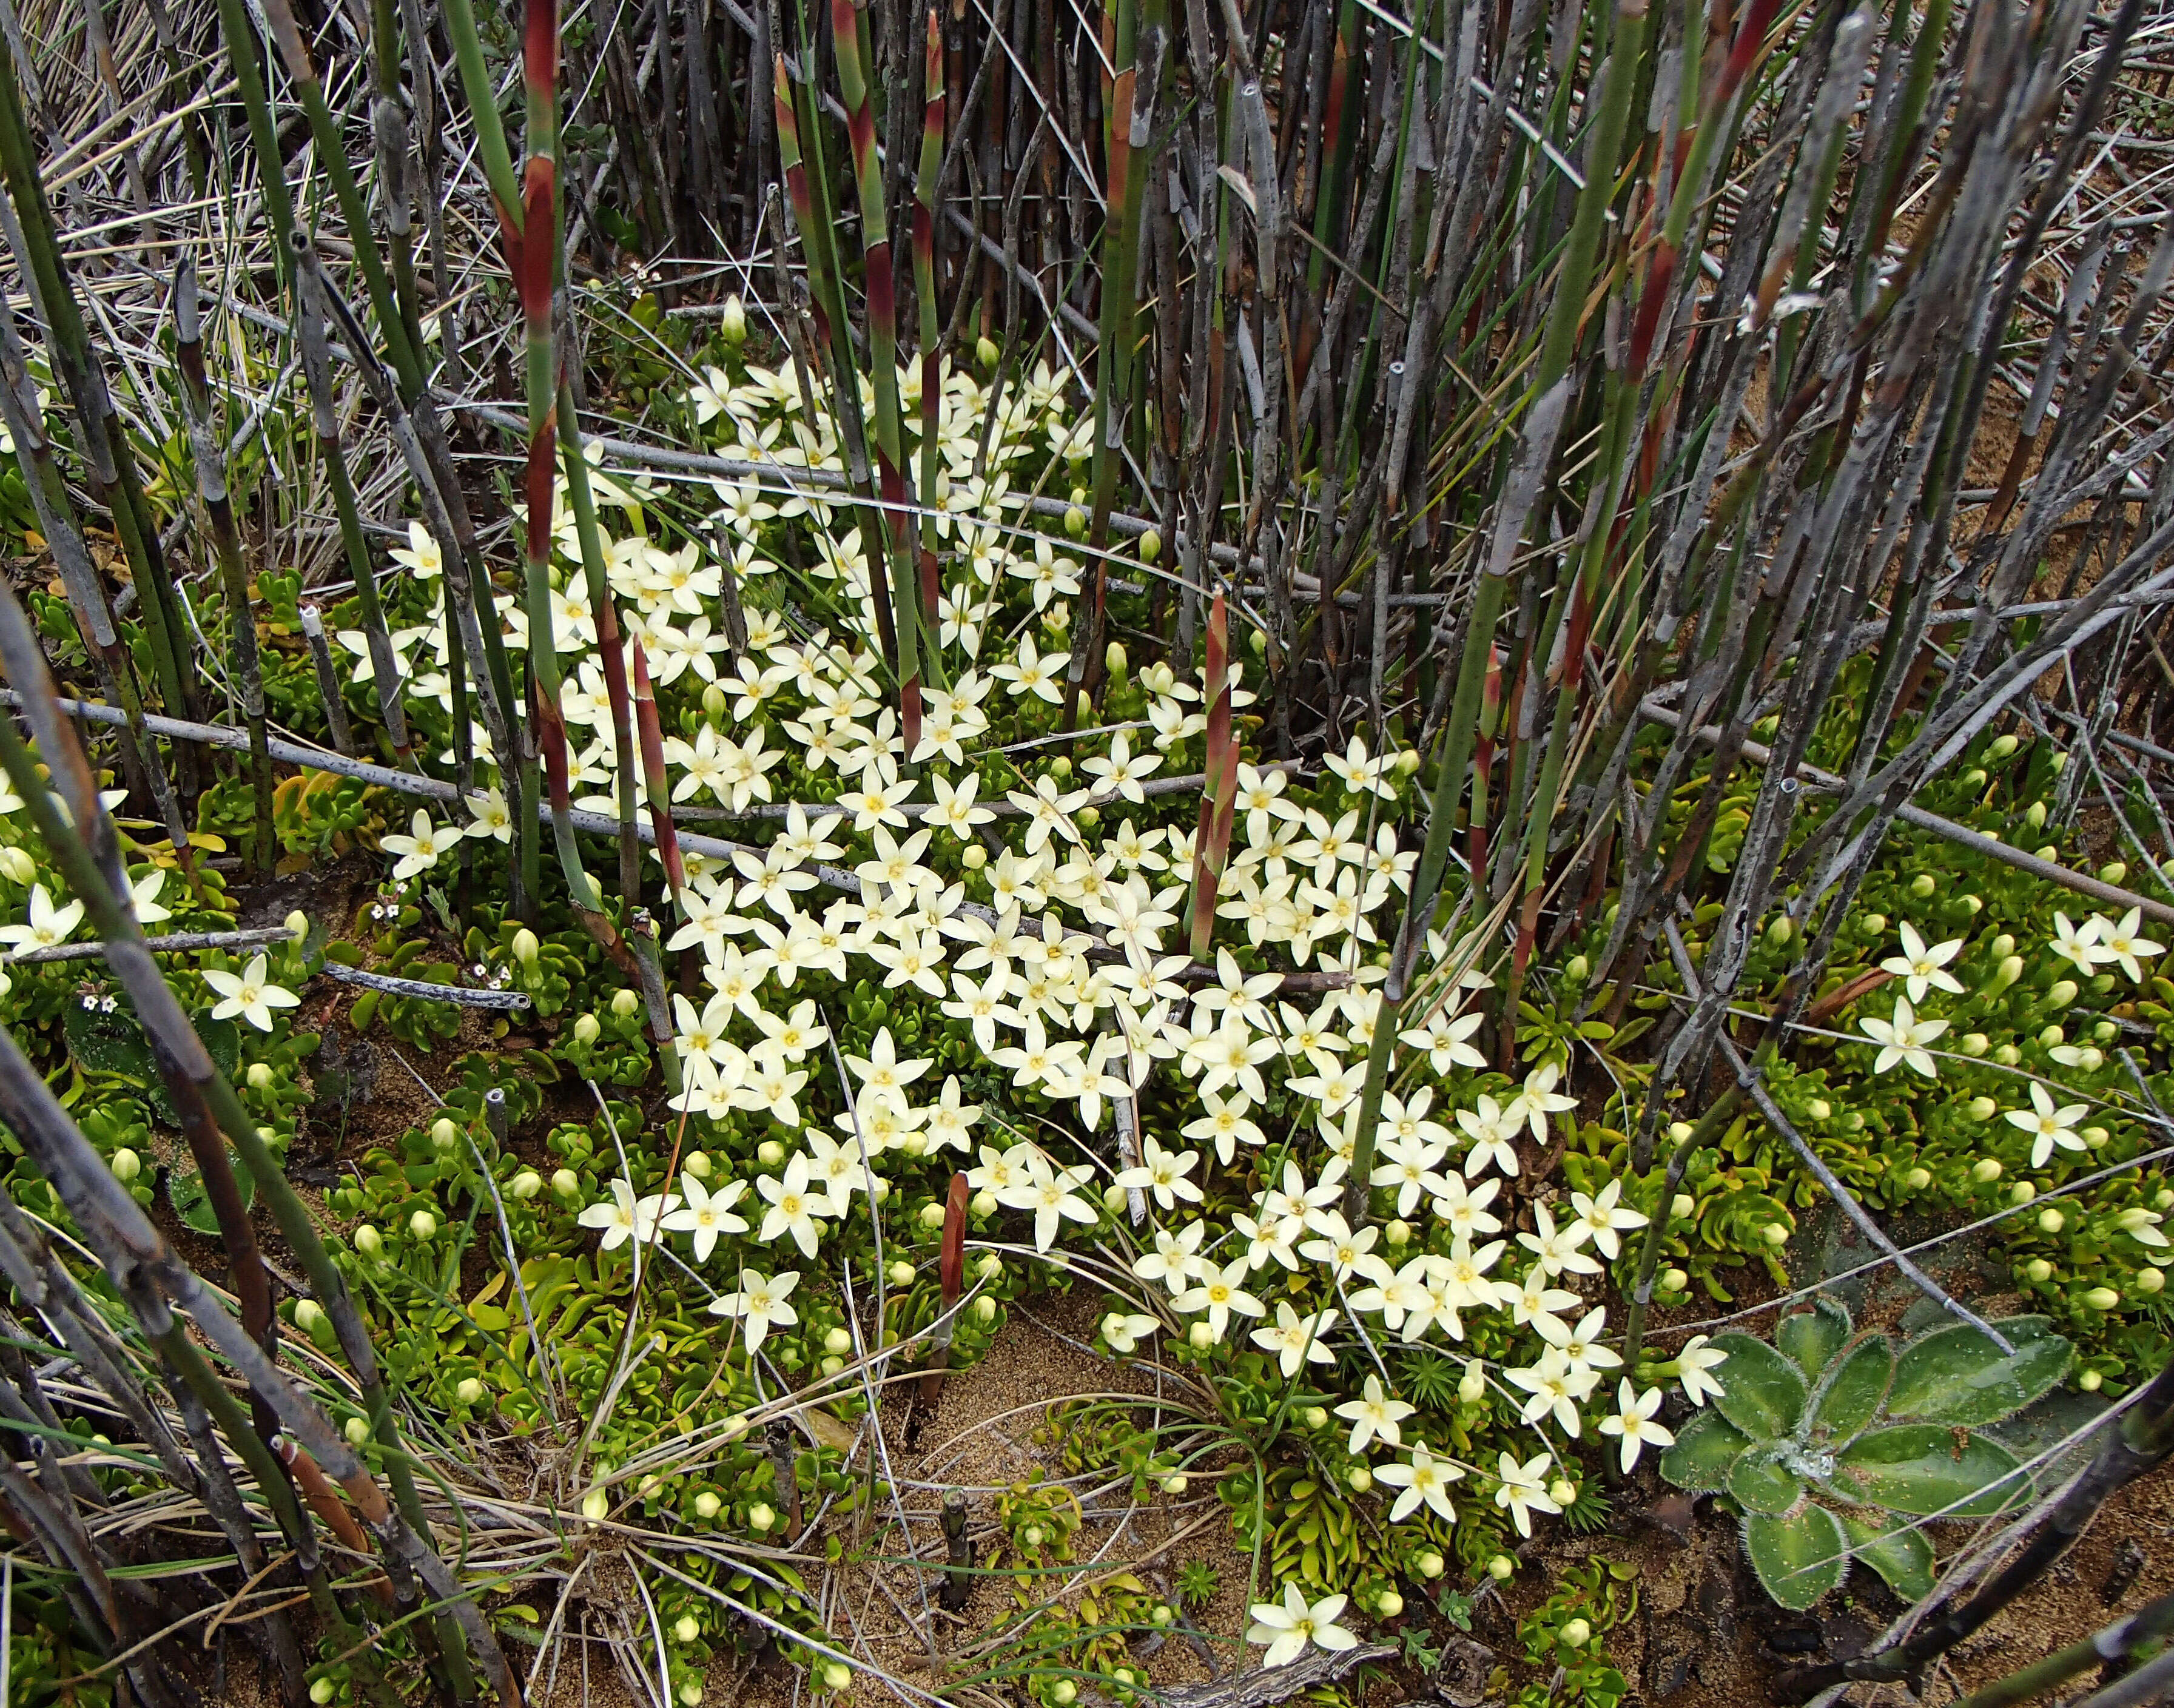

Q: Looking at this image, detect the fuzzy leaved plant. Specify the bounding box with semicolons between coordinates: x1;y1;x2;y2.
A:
1659;1297;2071;1610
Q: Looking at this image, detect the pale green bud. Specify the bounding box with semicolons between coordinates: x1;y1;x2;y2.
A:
961;843;987;870
409;1209;438;1240
919;1200;948;1229
694;1491;722;1519
1988;734;2019;761
1137;528;1161;564
1459;1359;1487;1402
1180;1322;1208;1351
972;1188;998;1217
977;1251;1003;1280
975;335;1000;369
1161;1473;1188;1494
611;988;641;1017
1376;1590;1404;1618
1910;873;1936;898
1487;1555;1515;1581
720;294;747;345
456;1377;485;1406
747;1501;775;1532
1661;1266;1688;1292
582;1487;611;1522
1766;913;1794;945
2079;1367;2104;1391
0;847;35;885
431;1117;460;1151
1962;1033;1989;1057
1561;1618;1592;1649
294;1299;326;1333
2012;1180;2037;1204
2103;862;2128;884
1971;1158;2003;1183
972;1295;997;1322
887;1260;915;1287
2024;1258;2053;1283
1565;953;1590;984
1549;1478;1578;1507
1902;1168;1933;1191
110;1147;141;1182
2084;1286;2120;1311
353;1223;383;1256
1862;913;1886;936
820;1354;844;1376
679;1684;704;1708
247;1061;275;1091
820;1662;853;1692
552;1168;581;1199
1762;1222;1789;1246
312;1678;338;1705
824;1328;853;1356
574;1013;601;1045
1302;1406;1328;1429
1385;1218;1412;1248
2037;1208;2064;1232
758;1140;786;1167
1416;1550;1445;1579
1807;1098;1832;1121
1105;1183;1130;1213
1347;1465;1373;1493
2047;981;2079;1009
511;927;540;965
1065;505;1086;538
2135;1268;2164;1295
345;1416;371;1447
1967;1096;1999;1121
1671;1192;1696;1220
1105;641;1128;682
1994;1043;2022;1066
674;1613;701;1646
703;682;729;719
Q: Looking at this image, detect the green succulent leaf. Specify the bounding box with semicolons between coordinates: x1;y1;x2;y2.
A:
1885;1317;2071;1428
168;1148;255;1237
1728;1445;1805;1515
1839;1512;1937;1602
1744;1503;1849;1611
1833;1424;2026;1518
1809;1336;1894;1444
1777;1297;1853;1379
1659;1408;1752;1493
1708;1332;1808;1440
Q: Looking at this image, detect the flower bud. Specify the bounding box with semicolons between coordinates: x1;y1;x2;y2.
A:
1049;1684;1077;1707
680;1684;704;1707
820;1354;845;1376
1962;1033;1989;1057
2102;861;2128;884
1967;1096;1998;1122
1989;734;2019;761
1377;1589;1404;1618
720;294;747;345
1105;1183;1131;1212
0;847;34;885
747;1501;775;1532
294;1299;326;1334
110;1147;141;1182
1302;1406;1328;1429
582;1487;611;1522
1395;747;1422;776
887;1260;916;1287
1347;1465;1373;1493
1910;873;1936;898
2026;801;2049;828
1105;641;1128;682
972;1295;997;1323
977;1252;1003;1280
574;1014;602;1045
962;843;988;871
1137;528;1160;564
1161;1473;1188;1494
1807;1098;1831;1121
552;1168;582;1200
456;1377;485;1406
673;1613;702;1646
694;1491;722;1519
511;927;540;965
345;1416;371;1447
758;1140;786;1168
312;1678;338;1705
1766;913;1794;945
2079;1367;2103;1391
1985;957;2024;998
1459;1360;1487;1402
2136;1267;2164;1295
721;1413;750;1440
2024;1258;2053;1283
354;1223;383;1256
1762;1222;1789;1246
409;1209;438;1240
1487;1555;1515;1581
611;988;642;1017
824;1328;853;1356
702;683;729;719
1902;1168;1933;1191
1671;1192;1696;1220
1861;913;1886;936
431;1117;460;1151
1561;1618;1592;1649
1065;505;1086;538
1565;953;1590;984
1385;1218;1412;1248
1994;1043;2022;1066
821;1662;853;1693
918;1200;948;1230
972;1188;998;1217
1415;1550;1445;1579
247;1061;275;1091
2084;1286;2120;1310
1549;1479;1578;1507
2012;1180;2038;1204
976;335;1000;369
2037;1208;2064;1232
1661;1267;1688;1293
1669;1121;1695;1143
1971;1159;2003;1183
2047;981;2078;1009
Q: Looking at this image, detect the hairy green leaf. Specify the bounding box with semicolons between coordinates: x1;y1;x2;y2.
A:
1659;1408;1752;1493
1886;1317;2071;1428
1728;1445;1805;1515
1834;1424;2026;1518
1809;1335;1894;1444
1708;1332;1808;1440
1777;1297;1853;1379
1840;1511;1937;1602
1745;1504;1849;1611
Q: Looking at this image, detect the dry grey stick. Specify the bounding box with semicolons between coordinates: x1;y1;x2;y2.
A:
2;924;300;965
